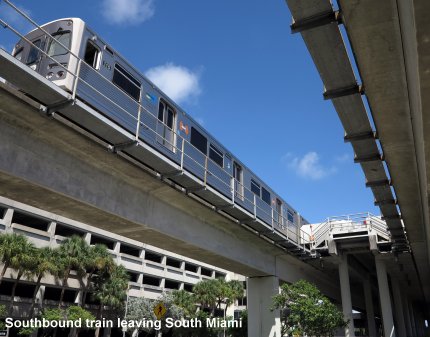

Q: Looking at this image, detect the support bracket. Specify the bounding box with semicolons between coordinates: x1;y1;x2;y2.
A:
43;98;75;117
374;199;397;206
344;131;377;143
291;10;341;34
382;214;402;221
366;179;391;188
354;153;384;163
323;84;363;100
108;140;138;153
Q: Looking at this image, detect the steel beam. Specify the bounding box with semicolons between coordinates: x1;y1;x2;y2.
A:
366;179;391;188
291;10;341;34
354;153;383;163
323;84;363;100
344;131;377;143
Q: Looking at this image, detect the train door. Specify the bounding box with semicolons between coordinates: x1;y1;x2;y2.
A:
81;30;103;71
276;199;282;227
157;99;175;152
233;162;243;200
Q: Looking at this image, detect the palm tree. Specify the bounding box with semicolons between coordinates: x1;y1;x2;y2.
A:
56;235;90;308
93;264;129;337
81;243;114;306
171;290;197;318
192;279;219;315
29;247;58;317
0;233;32;286
6;235;36;315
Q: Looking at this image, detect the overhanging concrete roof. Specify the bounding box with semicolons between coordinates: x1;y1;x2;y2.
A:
285;0;430;307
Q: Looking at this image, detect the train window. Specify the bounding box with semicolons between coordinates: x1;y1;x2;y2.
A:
157;99;176;151
209;144;223;167
13;47;24;62
47;31;71;57
84;40;100;69
287;210;294;223
190;127;207;155
27;39;42;65
251;179;260;196
112;64;141;101
262;187;271;205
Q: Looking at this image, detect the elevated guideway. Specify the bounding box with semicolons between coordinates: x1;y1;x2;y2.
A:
286;0;430;316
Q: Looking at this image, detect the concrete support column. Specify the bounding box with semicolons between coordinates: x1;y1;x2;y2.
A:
391;279;407;337
339;255;355;337
247;276;281;337
402;294;412;337
3;208;13;232
36;285;45;309
375;256;396;337
363;278;377;337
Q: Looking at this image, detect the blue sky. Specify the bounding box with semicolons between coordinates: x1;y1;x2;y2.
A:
0;0;380;223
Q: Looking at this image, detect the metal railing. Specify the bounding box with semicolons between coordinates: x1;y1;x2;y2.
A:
0;0;313;254
311;212;391;250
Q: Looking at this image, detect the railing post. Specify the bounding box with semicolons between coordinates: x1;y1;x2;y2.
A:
136;105;142;139
271;208;274;231
203;156;208;186
253;194;257;219
231;177;235;204
72;59;82;100
180;139;185;170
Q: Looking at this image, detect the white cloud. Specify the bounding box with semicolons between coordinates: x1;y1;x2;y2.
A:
283;151;336;180
102;0;155;25
335;153;351;163
146;63;202;104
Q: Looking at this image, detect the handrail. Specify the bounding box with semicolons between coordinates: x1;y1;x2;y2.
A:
0;2;314;253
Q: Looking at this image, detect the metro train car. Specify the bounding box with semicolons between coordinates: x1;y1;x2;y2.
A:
11;18;309;247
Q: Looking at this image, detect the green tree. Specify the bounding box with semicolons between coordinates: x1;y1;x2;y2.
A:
171;289;197;318
29;246;58;317
18;308;63;337
5;235;36;315
124;297;157;335
228;310;247;337
93;264;128;337
0;304;6;330
193;278;219;315
0;233;32;286
67;305;96;337
56;235;90;308
193;279;244;316
272;280;347;337
81;243;114;306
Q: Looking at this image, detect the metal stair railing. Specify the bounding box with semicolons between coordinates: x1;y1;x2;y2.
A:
311;220;331;250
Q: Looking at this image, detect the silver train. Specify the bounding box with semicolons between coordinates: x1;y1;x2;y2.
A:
12;18;309;247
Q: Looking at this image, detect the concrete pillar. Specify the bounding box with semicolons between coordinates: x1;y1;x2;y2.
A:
247;276;281;337
339;255;355;337
375;256;396;337
3;208;13;232
391;279;407;337
402;294;413;337
363;278;377;337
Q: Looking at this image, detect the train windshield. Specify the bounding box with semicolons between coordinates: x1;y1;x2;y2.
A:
27;39;41;64
47;31;71;57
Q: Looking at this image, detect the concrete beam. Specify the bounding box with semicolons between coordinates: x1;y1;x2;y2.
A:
0;84;343;300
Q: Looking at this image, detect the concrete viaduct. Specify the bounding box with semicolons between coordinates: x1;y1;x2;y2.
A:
0;0;429;335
